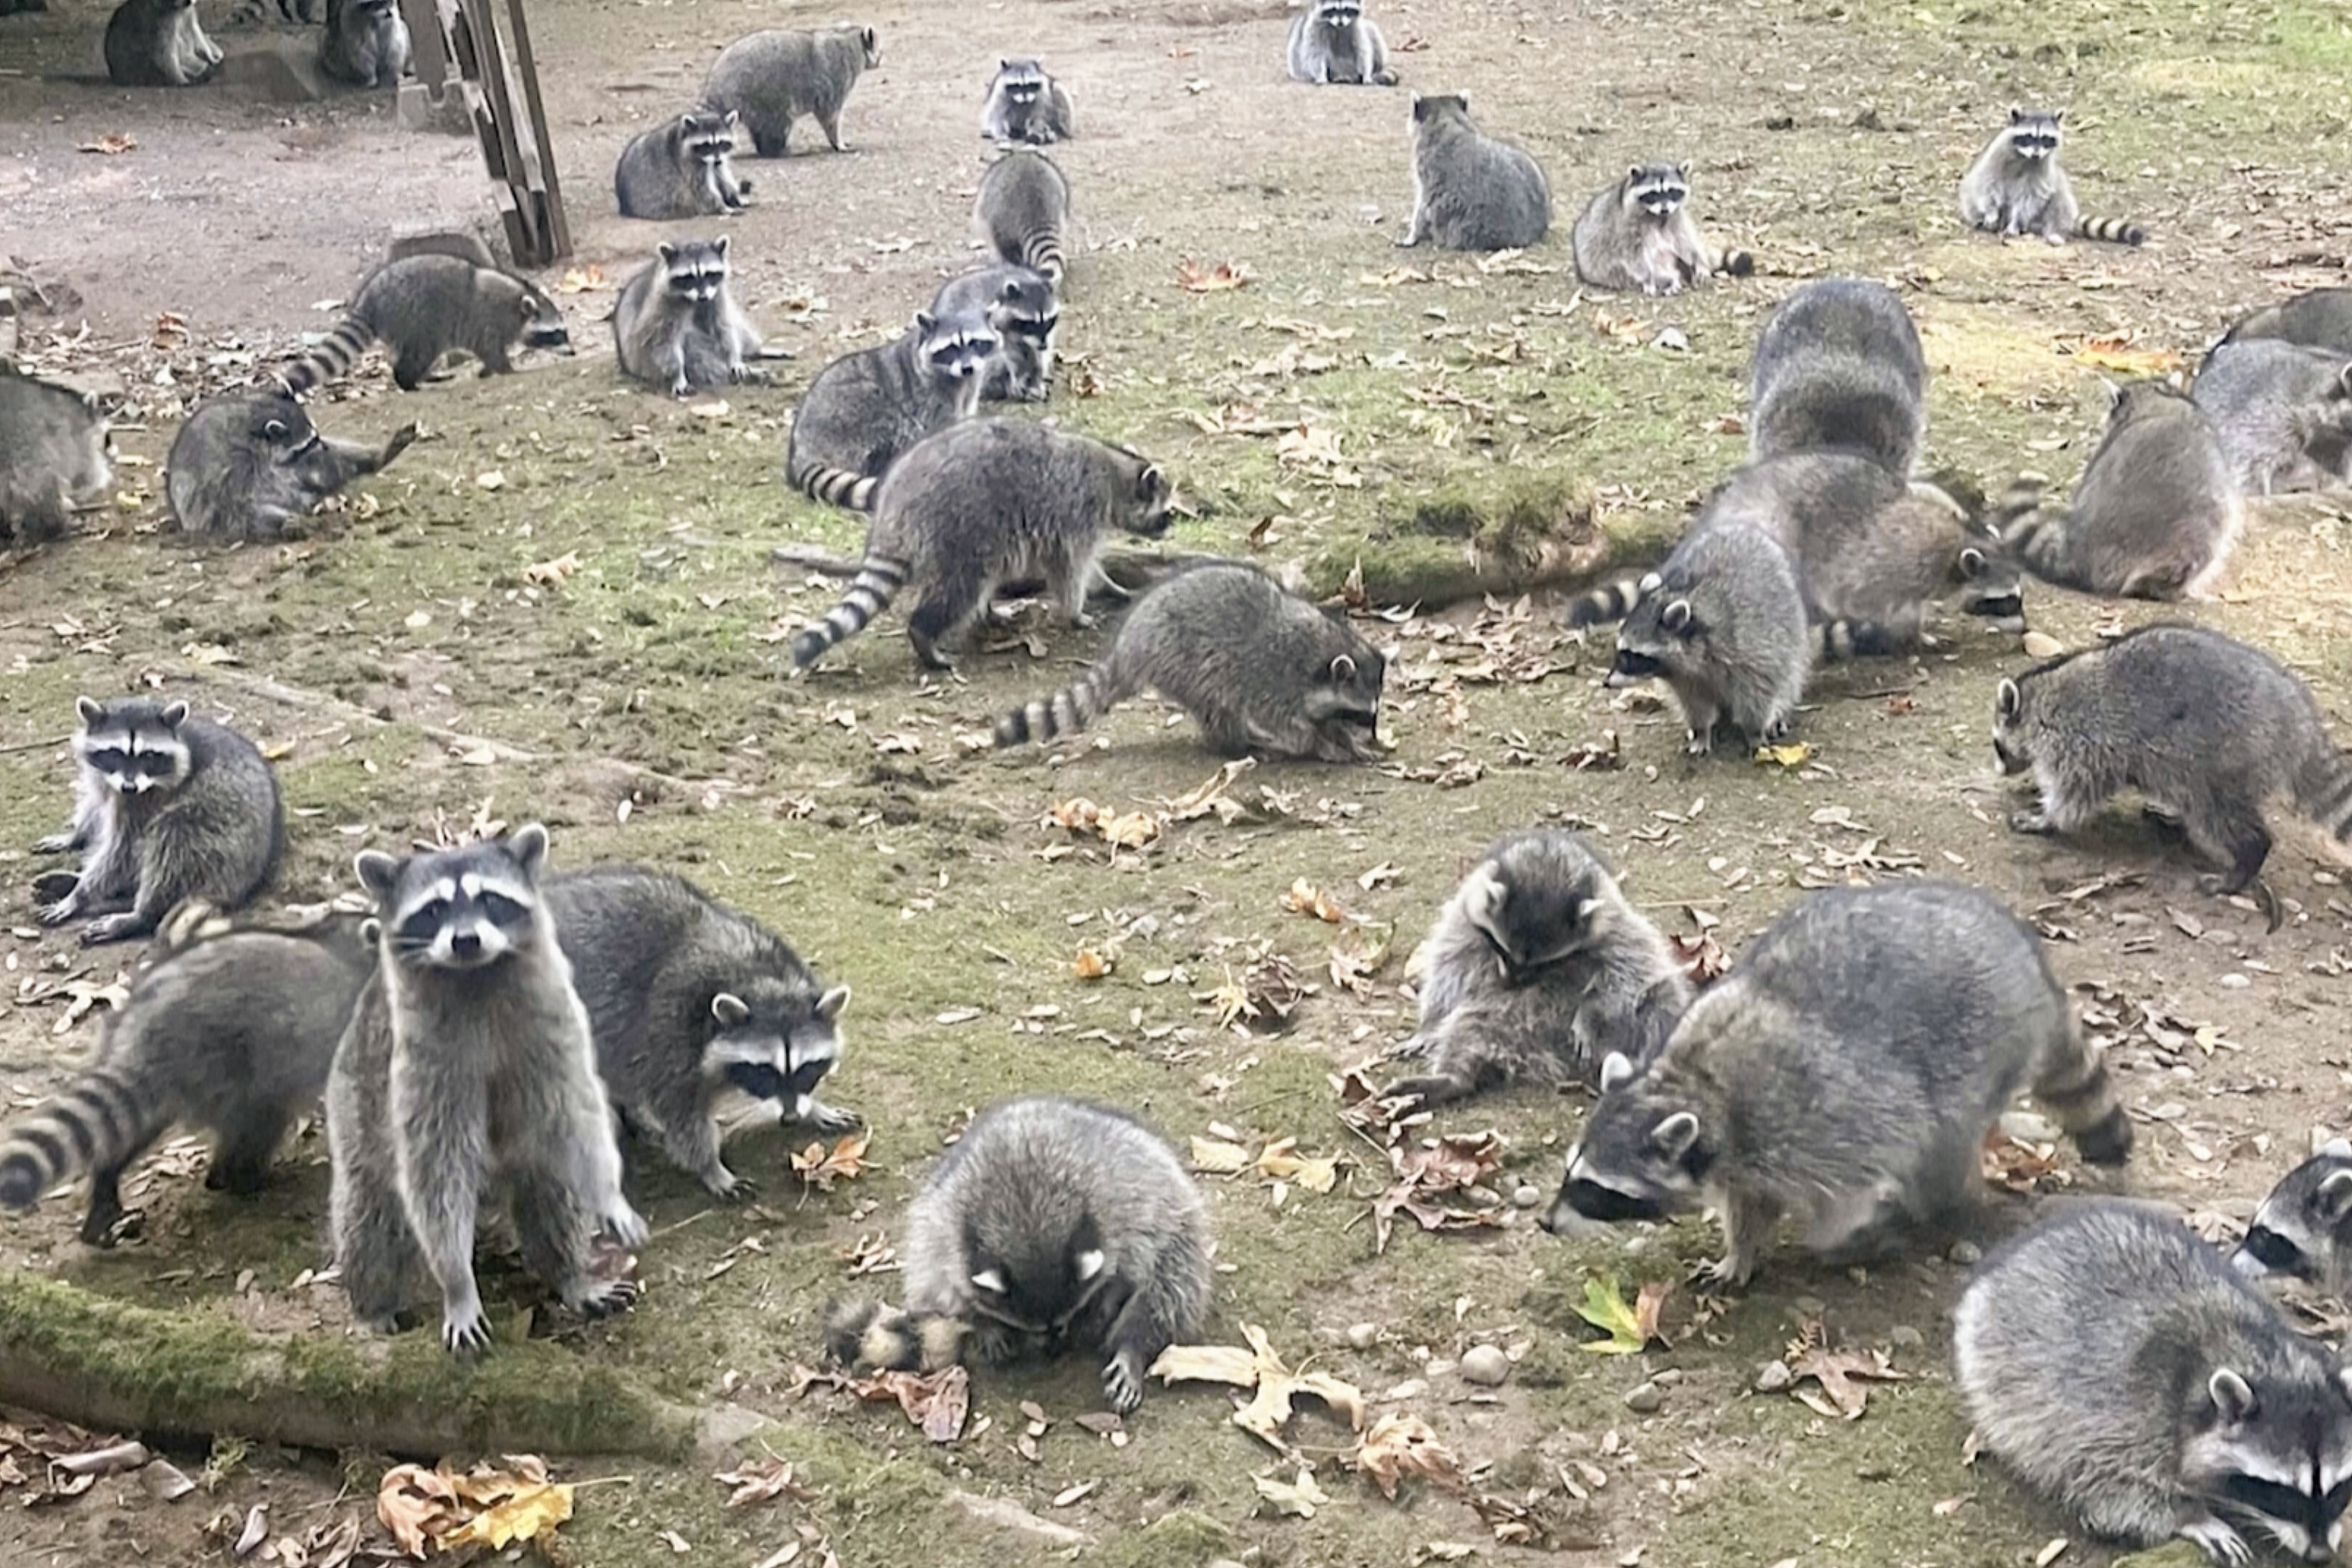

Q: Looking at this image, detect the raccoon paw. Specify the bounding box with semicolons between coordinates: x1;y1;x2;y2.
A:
1101;1351;1144;1417
964;1321;1022;1368
1691;1254;1752;1292
704;1169;757;1202
441;1305;494;1357
569;1278;642;1320
79;912;146;946
800;1101;862;1136
2177;1515;2252;1566
35;893;79;926
668;375;694;399
604;1202;650;1249
2007;809;2055;836
32;832;77;855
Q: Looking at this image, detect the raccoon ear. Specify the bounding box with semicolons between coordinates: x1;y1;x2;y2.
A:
1410;94;1429;121
2051;108;2064;124
359;917;382;946
2337;1367;2352;1408
505;823;551;878
913;309;937;334
2325;1137;2352;1160
1676;161;1691;180
1574;896;1607;930
970;1268;1007;1295
998;55;1011;70
1598;1051;1635;1093
160;700;189;728
1958;546;1988;578
861;26;875;49
1647;1111;1700;1160
680;112;701;133
2319;1170;2352;1223
263;419;289;440
1074;1248;1106;1282
353;850;402;899
1627;165;1644;183
1137;463;1165;500
2336;363;2352;400
656;242;677;265
712;235;730;259
2008;105;2024;124
710;992;751;1027
1330;653;1356;684
1995;677;2021;720
816;984;851;1021
75;695;104;725
2207;1368;2257;1424
1659;598;1693;634
724;109;740;129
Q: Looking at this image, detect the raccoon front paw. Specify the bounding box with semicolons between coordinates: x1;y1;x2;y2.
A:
1691;1254;1752;1291
568;1277;642;1320
1682;730;1714;758
33;832;77;855
1101;1349;1145;1416
36;893;79;926
79;912;146;946
703;1167;756;1202
669;376;694;399
441;1304;494;1357
604;1202;650;1249
800;1100;863;1136
2176;1515;2252;1566
1066;609;1097;631
2007;809;2055;835
964;1321;1022;1367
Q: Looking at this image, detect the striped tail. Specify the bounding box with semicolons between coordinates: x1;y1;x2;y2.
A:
787;452;879;513
1565;571;1659;630
1816;618;1899;663
1707;246;1757;278
2075;215;2146;247
0;1066;157;1211
822;1297;967;1372
276;315;373;397
791;560;907;669
1990;478;2085;591
1023;230;1066;286
2031;1013;2133;1166
2295;749;2352;846
994;650;1135;747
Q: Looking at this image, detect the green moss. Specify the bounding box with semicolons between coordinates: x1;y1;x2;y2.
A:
1094;1509;1236;1568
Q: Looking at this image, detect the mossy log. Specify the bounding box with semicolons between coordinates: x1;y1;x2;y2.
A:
0;1272;696;1460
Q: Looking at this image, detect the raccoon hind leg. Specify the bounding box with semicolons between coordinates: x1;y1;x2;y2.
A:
509;1164;640;1320
905;568;994;671
82;1119;169;1247
204;1108;291;1195
2180;795;2279;929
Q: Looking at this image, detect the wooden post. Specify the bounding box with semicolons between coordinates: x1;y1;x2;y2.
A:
393;0;570;267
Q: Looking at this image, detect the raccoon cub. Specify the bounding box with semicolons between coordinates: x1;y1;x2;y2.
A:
1573;163;1752;296
613;238;763;398
701;24;879;156
1959;108;2145;246
318;0;407;87
1399;94;1550;252
825;1095;1211;1415
0;365;113;545
975;149;1070;286
1748;278;1928;477
544;866;855;1201
784;314;994;512
2191;339;2352;495
0;905;373;1245
1566;517;1809;756
1287;0;1396;85
793;419;1171;673
1955;1202;2352;1565
1995;381;2242;600
928;264;1057;403
992;561;1386;762
615;108;752;220
2223;287;2352;356
1992;623;2352;930
1381;829;1691;1110
2237;1140;2352;1291
33;696;284;947
277;253;572;395
979;57;1074;144
1544;882;2129;1286
104;0;221;86
167;390;416;539
328;826;646;1354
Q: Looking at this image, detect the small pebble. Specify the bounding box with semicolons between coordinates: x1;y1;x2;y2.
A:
1949;1240;1983;1266
1345;1322;1379;1351
2220;973;2250;990
1468;1185;1502;1205
1512;1184;1542;1208
1459;1344;1512;1386
1754;1361;1793;1393
1650;1368;1684;1386
1889;1325;1924;1350
1622;1381;1666;1413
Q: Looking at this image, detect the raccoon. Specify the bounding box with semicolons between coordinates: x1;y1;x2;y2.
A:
1399;93;1550;252
2237;1140;2352;1293
33;696;284;947
327;826;646;1354
1381;829;1692;1109
615;107;751;220
104;0;221;86
613;238;763;398
992;560;1386;761
793;419;1171;673
975;149;1070;286
1748;277;1928;477
382;231;500;271
1287;0;1396;85
318;0;407;87
979;57;1074;144
1992;622;2352;931
1959;108;2147;246
2222;288;2352;356
1955;1201;2352;1565
167;390;417;540
1542;882;2130;1286
2191;339;2352;496
226;0;320;22
928;263;1058;403
0;906;372;1245
1571;162;1753;296
1995;381;2243;600
784;314;994;512
701;25;878;157
543;866;855;1201
1566;519;1809;756
826;1095;1211;1415
0;364;113;545
277;253;572;395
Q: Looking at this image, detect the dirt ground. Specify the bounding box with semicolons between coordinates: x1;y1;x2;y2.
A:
3;0;2352;1563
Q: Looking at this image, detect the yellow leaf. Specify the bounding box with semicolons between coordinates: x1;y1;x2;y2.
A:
1282;878;1346;924
1147;1342;1261;1387
1190;1137;1252;1174
2067;335;2182;376
1354;1413;1465;1500
524;551;581;587
1073;946;1112;979
434;1481;574;1550
1754;743;1810;768
1253;1468;1326;1518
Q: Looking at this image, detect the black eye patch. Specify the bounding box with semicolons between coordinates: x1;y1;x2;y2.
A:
1561;1178;1665;1224
2219;1474;2333;1538
1612;649;1665;680
86;747;128;772
1967;593;2024;619
727;1061;787;1101
2237;1225;2311;1278
783;1059;833;1098
477;892;526;925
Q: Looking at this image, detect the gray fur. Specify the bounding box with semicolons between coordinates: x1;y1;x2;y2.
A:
543;867;854;1201
928;263;1058;403
167;390;416;539
613;238;762;398
1748;278;1927;476
785;314;993;511
34;696;284;947
980;57;1074;144
1400;93;1549;252
2237;1139;2352;1295
701;25;878;156
1287;0;1394;85
1996;381;2243;600
1956;1202;2352;1563
318;0;407;87
0;365;113;545
616;108;752;220
104;0;220;86
975;149;1070;286
2191;339;2352;496
791;418;1171;672
327;825;646;1354
1572;162;1751;295
1993;622;2352;929
1958;108;2146;245
2223;288;2352;356
279;253;572;395
226;0;319;22
992;560;1385;761
0;907;371;1244
1382;829;1692;1108
1545;882;2130;1285
382;231;499;271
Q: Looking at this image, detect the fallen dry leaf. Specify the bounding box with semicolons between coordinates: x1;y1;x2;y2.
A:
1283;878;1346;924
1176;259;1251;292
1253;1468;1326;1519
1252;1137;1340;1195
556;265;609;293
78;134;137;155
524;551;581;587
434;1482;572;1551
1754;742;1811;768
1190;1136;1253;1175
1352;1413;1465;1500
2021;630;2066;659
715;1457;813;1510
1073;946;1114;979
1151;1323;1364;1458
2066;335;2182;376
1785;1318;1909;1419
797;1363;971;1443
791;1131;871;1191
1670;931;1730;987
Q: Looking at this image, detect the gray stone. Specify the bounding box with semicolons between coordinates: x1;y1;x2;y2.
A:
1949;1240;1984;1266
1512;1183;1543;1208
1754;1360;1793;1393
1622;1381;1666;1413
1459;1344;1512;1386
1344;1322;1379;1351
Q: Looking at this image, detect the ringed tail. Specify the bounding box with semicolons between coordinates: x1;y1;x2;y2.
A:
277;315;373;397
821;1297;967;1372
791;559;907;669
2295;750;2352;846
787;453;879;513
2075;216;2146;247
994;650;1133;747
1565;574;1653;630
2030;1014;2133;1166
1023;233;1066;286
1817;618;1899;663
0;1066;157;1210
1709;246;1756;278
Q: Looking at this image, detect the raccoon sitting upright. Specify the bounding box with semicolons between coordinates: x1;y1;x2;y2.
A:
104;0;221;87
0;365;113;545
1573;163;1752;296
0;904;372;1244
927;263;1058;403
1959;108;2146;246
167;391;417;539
701;24;879;155
318;0;408;88
1398;93;1550;252
784;314;994;511
615;108;752;220
613;238;764;398
1544;882;2130;1285
1381;829;1691;1109
2237;1140;2352;1292
544;866;855;1201
1957;1202;2352;1565
992;561;1386;762
825;1095;1211;1415
1996;381;2242;600
1992;623;2352;929
276;252;572;395
790;419;1171;673
1747;278;1928;477
979;58;1074;144
1287;0;1396;85
2191;338;2352;495
328;826;646;1354
33;696;283;947
975;149;1070;285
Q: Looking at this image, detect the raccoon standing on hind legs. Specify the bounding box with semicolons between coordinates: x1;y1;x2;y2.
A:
1959;108;2147;245
318;0;408;88
104;0;221;87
